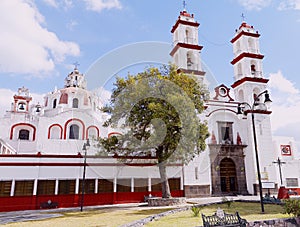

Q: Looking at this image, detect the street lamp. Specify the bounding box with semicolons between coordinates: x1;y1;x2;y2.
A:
237;90;272;213
80;139;90;212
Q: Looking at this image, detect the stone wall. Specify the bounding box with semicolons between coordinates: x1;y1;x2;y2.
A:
247;217;300;227
147;197;186;206
184;185;210;198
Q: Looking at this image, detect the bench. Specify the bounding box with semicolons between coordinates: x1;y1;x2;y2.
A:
202;208;247;227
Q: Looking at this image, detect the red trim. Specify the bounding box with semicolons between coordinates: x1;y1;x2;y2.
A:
177;68;205;76
170;43;203;56
0;153;158;160
0;162;182;167
244;109;272;115
86;126;100;139
231;31;260;43
0;190;184;212
10;123;36;141
108;132;122;138
48;124;63;139
231;77;269;88
64;118;85;140
171;19;199;33
206;108;238;117
231;53;264;65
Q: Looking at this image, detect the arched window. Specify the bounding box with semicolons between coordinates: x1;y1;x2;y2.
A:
53;99;57;109
19;129;30;140
248;38;255;52
187;51;194;69
72;98;79;108
237;63;242;76
59;93;68;104
69;124;79;139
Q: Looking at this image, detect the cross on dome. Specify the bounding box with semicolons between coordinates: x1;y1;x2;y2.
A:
183;0;187;10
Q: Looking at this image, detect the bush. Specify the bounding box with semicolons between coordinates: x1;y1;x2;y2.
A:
191;205;202;217
283;199;300;217
222;197;234;208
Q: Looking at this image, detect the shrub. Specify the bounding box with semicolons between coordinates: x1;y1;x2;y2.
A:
222;197;234;208
191;205;202;217
283;199;300;217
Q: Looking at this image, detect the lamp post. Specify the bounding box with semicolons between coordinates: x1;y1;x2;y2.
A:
237;90;272;214
273;157;286;186
80;139;90;212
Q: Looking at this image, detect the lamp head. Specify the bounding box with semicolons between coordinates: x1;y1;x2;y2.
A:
82;143;86;151
237;105;243;115
264;91;272;109
86;139;90;149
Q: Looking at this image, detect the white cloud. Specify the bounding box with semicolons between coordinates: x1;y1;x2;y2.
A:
0;0;80;76
278;0;300;10
238;0;272;10
83;0;122;12
42;0;58;8
269;71;299;95
268;71;300;136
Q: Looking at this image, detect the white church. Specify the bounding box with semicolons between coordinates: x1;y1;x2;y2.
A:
0;7;299;212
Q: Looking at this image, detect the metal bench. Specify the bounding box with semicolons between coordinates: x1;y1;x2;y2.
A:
202;208;247;227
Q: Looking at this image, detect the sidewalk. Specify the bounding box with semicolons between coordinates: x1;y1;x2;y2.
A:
0;195;260;225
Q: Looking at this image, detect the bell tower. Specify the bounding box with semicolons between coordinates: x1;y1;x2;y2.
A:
13;86;32;113
170;6;205;78
231;21;269;105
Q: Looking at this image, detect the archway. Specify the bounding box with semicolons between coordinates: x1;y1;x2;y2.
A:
220;158;238;193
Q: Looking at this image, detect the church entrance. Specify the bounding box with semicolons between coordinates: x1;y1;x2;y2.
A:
220;158;237;193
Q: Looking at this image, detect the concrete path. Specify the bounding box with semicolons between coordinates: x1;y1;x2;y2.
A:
0;196;261;225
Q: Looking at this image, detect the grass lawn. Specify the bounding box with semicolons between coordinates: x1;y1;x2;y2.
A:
3;202;291;227
146;202;291;227
4;208;172;227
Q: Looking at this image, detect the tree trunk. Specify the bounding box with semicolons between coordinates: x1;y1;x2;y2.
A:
158;162;171;198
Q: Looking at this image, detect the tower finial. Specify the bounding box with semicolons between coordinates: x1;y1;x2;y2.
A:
241;13;246;22
73;62;80;70
183;0;187;10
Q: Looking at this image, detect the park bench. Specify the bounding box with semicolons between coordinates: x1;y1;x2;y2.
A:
202;208;247;227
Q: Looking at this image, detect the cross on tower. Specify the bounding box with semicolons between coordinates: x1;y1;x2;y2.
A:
241;13;246;21
183;0;187;10
73;62;80;70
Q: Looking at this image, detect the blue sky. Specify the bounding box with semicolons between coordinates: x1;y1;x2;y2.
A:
1;0;300;146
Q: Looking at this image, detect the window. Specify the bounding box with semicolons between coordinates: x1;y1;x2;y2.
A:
218;122;233;144
72;98;79;108
53;99;57;108
134;178;148;192
79;179;95;194
286;178;299;187
169;178;180;191
19;129;30;140
117;179;131;192
59;93;68;104
58;180;76;195
14;180;34;196
151;178;162;192
69;124;79;139
98;179;113;193
37;180;55;195
0;181;12;197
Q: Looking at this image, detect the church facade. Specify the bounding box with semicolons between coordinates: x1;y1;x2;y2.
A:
0;8;299;212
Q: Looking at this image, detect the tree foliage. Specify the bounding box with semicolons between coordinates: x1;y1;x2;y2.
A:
98;64;209;197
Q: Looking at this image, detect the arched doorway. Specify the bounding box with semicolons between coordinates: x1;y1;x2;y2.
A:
220;158;238;193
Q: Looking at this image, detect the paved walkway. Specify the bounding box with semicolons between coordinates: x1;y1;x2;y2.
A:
0;195;261;225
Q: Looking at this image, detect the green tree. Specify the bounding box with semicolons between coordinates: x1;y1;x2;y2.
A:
99;64;209;198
